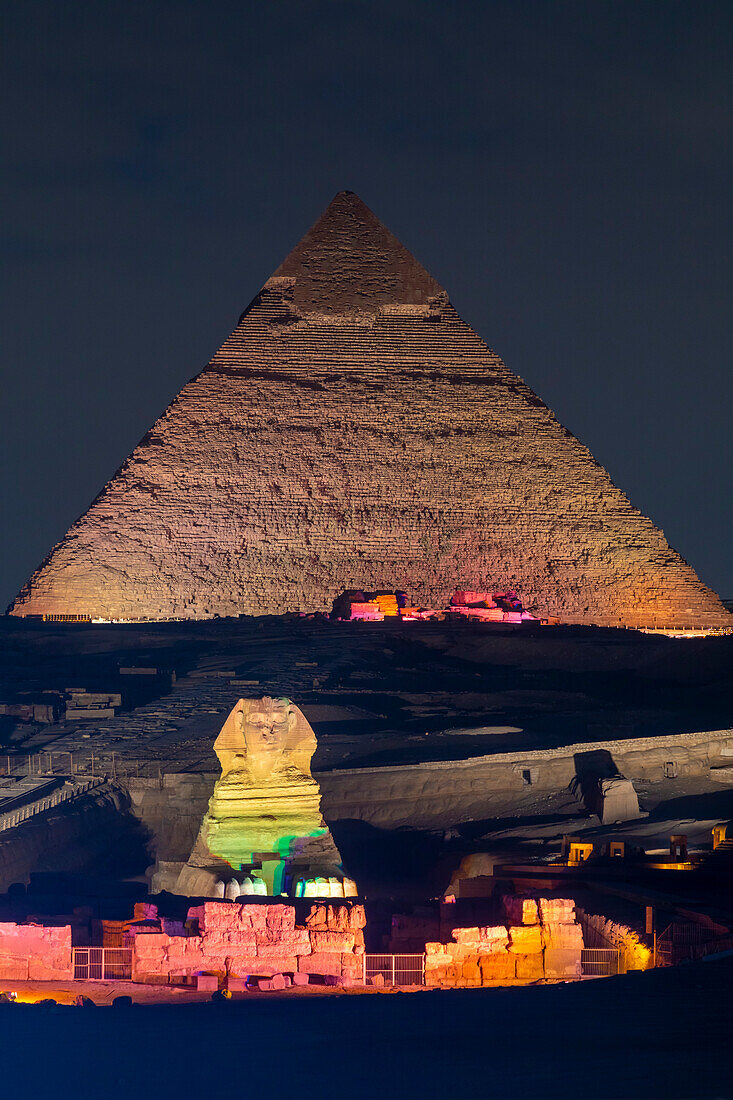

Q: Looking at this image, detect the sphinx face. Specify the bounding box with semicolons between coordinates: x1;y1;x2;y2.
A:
214;696;314;786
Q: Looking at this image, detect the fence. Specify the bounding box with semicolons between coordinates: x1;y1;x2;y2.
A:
0;778;107;832
363;954;425;986
72;948;132;981
655;921;731;966
580;948;621;977
3;752;167;787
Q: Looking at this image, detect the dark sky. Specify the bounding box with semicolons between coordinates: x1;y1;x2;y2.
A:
2;0;731;609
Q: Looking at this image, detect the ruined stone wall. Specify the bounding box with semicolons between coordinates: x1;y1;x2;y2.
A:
425;896;582;987
0;922;73;981
10;194;729;630
131;899;365;984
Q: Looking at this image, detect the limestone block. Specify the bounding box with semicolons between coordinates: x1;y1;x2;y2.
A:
226;978;249;992
508;926;543;954
305;904;329;930
600;777;641;824
347;905;367;931
479;954;515;983
228;957;273;977
298;952;343;976
324;905;352;932
425;942;447;956
461;957;482;982
265;905;296;930
0;958;29;980
542;923;583;950
452;925;509;952
292;972;310;986
310;930;355;953
544;947;582;980
243;906;269;931
514;954;545;981
538;899;575;925
197;974;218;992
257;930;311;956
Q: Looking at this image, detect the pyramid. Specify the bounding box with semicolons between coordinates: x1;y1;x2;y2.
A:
9;192;730;629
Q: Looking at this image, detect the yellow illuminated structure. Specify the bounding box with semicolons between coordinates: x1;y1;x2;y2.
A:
176;697;351;897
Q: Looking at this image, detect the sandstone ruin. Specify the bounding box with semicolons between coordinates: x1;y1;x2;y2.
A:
174;697;350;898
9;191;730;627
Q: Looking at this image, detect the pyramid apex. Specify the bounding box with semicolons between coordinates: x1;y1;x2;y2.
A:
269;191;444;314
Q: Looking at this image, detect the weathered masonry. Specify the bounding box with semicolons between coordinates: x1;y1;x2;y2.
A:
10;192;730;628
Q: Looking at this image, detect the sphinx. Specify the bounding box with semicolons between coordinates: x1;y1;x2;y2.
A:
175;697;354;898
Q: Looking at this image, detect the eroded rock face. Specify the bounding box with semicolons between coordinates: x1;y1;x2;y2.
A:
9;191;730;628
175;697;346;897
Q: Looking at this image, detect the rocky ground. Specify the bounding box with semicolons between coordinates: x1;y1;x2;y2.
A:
2;616;732;778
1;616;731;895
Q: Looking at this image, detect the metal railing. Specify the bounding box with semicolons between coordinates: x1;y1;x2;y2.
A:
2;752;166;786
580;948;621;977
655;921;731;966
73;948;132;981
363;953;425;986
0;778;107;832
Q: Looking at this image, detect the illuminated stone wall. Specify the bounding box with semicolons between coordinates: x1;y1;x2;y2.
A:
424;896;582;987
130;900;365;984
10;193;729;629
0;922;73;981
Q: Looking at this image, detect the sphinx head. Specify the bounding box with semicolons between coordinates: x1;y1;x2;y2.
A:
213;696;316;783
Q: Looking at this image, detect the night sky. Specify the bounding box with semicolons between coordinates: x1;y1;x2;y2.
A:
2;0;731;609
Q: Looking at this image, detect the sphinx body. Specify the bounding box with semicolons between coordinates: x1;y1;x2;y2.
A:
175;697;351;898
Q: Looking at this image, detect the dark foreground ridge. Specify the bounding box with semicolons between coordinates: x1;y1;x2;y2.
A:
2;955;732;1100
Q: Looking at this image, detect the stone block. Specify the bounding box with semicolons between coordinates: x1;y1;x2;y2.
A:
347;905;367;930
538;898;575;925
305;904;329;930
310;930;355;953
197;974;219;992
258;928;311;951
0;957;28;981
542;923;583;950
508;926;543;953
226;957;265;977
461;956;481;981
479;953;515;983
292;972;310;986
226;978;249;992
265;905;296;930
514;954;545;981
298;952;343;976
324;905;351;932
